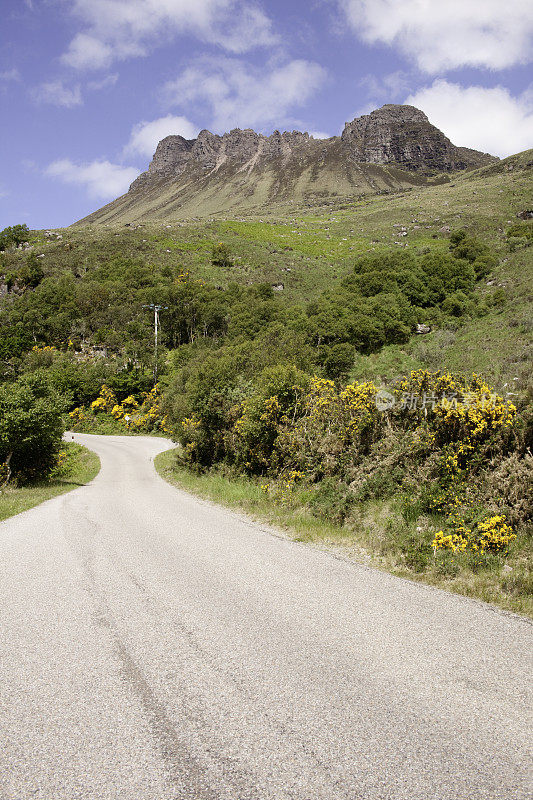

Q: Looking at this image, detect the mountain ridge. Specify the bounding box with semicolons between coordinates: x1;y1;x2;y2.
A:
77;104;498;225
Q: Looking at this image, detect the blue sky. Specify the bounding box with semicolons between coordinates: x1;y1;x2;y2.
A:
1;0;532;229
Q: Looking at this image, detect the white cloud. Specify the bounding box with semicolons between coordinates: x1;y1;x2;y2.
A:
211;5;277;53
125;115;200;158
63;32;134;71
406;80;533;158
62;0;277;70
45;159;140;199
0;68;21;83
339;0;533;72
32;80;82;108
359;71;410;101
164;57;327;132
309;131;332;139
87;73;119;91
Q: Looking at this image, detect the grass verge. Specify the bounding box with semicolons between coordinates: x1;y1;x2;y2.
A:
155;449;532;618
0;442;100;522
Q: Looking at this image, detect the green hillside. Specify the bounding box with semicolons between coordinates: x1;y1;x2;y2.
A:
2;148;530;384
1;148;531;614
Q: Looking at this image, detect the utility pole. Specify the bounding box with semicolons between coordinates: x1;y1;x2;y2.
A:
142;304;168;385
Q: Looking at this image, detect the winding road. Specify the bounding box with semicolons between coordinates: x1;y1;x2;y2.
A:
0;433;531;800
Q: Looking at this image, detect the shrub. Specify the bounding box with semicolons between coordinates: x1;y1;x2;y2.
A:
433;514;516;555
69;383;171;435
0;374;66;484
211;242;233;268
308;478;354;523
276;377;383;479
320;342;355;381
449;230;497;279
0;223;29;251
506;221;533;242
17;252;45;288
482;452;533;526
231;364;310;473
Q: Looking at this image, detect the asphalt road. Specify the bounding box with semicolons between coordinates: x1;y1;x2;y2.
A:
1;433;531;800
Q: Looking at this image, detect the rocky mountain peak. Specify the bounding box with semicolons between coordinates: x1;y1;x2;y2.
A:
340;103;472;172
371;104;430;123
129;104;497;194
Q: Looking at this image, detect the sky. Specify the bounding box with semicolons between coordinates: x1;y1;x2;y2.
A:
1;0;532;229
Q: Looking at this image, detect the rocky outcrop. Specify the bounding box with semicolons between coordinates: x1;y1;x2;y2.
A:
130;135;195;190
77;104;504;225
129;104;496;194
340;105;493;173
132;127;318;189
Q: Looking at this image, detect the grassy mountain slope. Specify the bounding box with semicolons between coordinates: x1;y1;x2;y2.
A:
29;147;522;296
76;150;452;226
2;149;531;390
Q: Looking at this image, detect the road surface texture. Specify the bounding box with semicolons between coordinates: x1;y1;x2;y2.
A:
1;433;531;800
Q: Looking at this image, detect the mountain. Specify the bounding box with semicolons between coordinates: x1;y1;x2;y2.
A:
77;104;497;225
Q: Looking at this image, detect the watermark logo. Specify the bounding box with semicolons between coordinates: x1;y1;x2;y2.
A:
375;389;395;411
374;390;499;412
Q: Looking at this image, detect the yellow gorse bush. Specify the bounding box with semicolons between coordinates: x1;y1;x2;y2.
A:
262;470;304;505
31;345;57;353
433;514;516;554
294;377;379;438
179;369;520;557
70;384;172;435
395;371;516;479
275;377;382;477
69;406;89;423
90;385;117;413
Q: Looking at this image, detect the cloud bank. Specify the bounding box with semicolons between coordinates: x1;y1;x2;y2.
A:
164;57;327;132
125;115;200;158
406;80;533;158
32;81;82;108
45;159;139;199
339;0;533;72
62;0;277;70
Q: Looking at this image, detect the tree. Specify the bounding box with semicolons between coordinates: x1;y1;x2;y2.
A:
0;224;30;251
0;374;66;484
18;252;44;289
321;343;355;381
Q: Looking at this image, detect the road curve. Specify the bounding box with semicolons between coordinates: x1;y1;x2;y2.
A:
0;433;531;800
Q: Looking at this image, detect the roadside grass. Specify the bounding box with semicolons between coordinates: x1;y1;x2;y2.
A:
155;449;532;618
0;442;100;522
155;448;348;544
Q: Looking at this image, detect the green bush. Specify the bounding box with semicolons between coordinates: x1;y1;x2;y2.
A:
17;252;45;288
0;374;66;484
308;478;354;523
0;224;29;251
320;343;356;381
506;221;533;241
211;242;234;268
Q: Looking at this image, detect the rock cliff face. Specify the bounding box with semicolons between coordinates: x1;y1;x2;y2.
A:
130;104;495;193
340;105;484;172
130;128;316;190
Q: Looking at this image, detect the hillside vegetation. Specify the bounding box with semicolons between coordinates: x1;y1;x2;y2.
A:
0;149;531;612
